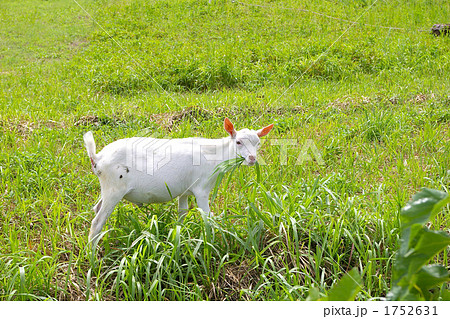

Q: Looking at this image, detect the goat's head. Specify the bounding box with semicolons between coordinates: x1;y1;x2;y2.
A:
224;118;274;166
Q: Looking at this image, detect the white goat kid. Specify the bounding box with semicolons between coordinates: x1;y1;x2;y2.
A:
84;118;273;242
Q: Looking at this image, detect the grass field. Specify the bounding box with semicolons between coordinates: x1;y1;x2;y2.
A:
0;0;449;300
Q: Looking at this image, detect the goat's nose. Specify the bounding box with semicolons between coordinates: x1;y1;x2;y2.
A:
248;155;256;162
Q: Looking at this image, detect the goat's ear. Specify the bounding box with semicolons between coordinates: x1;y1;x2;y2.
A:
256;124;274;137
224;118;236;138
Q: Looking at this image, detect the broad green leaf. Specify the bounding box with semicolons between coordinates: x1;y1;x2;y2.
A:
394;228;450;281
326;268;361;301
388;188;450;301
306;287;320;301
413;229;450;260
386;286;421;301
415;265;450;294
400;188;449;228
439;286;450;301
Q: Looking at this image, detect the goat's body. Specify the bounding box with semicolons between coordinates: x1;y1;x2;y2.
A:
84;133;235;241
93;136;233;204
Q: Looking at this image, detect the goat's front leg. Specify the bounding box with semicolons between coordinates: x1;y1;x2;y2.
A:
89;193;123;243
178;194;189;220
193;191;212;216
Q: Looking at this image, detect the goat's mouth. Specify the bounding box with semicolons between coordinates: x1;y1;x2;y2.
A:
245;160;257;166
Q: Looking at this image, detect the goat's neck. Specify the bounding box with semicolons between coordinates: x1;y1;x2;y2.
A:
222;137;237;162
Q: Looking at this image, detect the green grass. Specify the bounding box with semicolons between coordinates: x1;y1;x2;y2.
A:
0;0;449;300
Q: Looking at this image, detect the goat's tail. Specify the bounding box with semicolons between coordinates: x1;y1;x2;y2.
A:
83;131;98;170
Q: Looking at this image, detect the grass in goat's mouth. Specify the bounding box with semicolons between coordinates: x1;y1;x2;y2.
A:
211;157;245;204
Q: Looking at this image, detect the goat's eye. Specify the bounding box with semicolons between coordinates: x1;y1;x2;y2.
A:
236;141;242;145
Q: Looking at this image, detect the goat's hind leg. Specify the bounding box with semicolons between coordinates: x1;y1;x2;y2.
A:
89;191;124;243
93;198;103;215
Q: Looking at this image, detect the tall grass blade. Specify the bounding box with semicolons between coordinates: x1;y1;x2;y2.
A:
210;157;244;203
